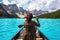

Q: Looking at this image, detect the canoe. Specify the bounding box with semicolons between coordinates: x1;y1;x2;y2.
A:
11;25;48;40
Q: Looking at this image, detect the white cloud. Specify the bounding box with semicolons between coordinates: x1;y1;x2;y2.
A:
14;0;30;7
2;0;10;5
2;0;16;5
27;0;60;11
47;0;60;12
2;0;60;12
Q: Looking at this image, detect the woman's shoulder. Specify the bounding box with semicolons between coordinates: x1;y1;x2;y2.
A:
24;20;27;23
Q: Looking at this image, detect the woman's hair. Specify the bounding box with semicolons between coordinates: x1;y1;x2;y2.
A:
26;12;33;18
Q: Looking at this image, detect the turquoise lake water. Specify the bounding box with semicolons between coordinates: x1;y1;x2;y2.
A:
0;18;60;40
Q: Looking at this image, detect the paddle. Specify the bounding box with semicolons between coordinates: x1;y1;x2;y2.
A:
18;25;23;28
35;17;40;27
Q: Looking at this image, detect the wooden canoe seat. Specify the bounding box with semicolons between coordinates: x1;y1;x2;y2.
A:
36;38;43;40
16;38;43;40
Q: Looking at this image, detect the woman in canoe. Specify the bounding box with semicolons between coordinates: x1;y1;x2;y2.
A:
11;12;48;40
23;12;40;40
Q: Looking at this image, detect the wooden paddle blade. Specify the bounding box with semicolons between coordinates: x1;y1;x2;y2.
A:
18;25;23;28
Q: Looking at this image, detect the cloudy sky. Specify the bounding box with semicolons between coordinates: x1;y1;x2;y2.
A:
0;0;60;12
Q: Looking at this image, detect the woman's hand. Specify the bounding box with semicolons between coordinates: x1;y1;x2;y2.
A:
36;17;39;21
36;17;40;27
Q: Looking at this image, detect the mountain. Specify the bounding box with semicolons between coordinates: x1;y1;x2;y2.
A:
0;3;28;18
19;7;27;15
2;3;27;15
1;3;19;14
29;9;48;16
37;9;60;18
0;3;60;18
0;3;18;18
1;3;19;15
7;4;19;14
